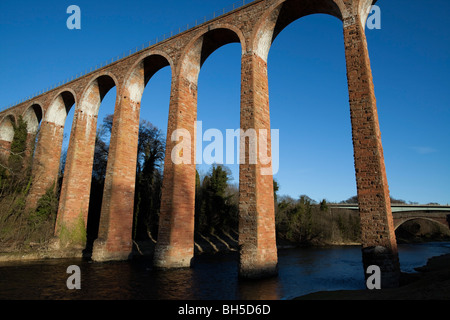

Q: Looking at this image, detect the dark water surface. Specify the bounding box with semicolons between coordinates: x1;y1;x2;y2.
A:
1;242;449;300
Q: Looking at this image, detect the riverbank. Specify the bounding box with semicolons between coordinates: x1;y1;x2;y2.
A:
0;231;357;264
297;253;450;300
0;230;442;264
2;229;449;303
0;241;83;263
1;241;449;300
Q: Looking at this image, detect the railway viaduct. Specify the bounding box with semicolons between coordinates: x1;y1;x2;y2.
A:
0;0;402;287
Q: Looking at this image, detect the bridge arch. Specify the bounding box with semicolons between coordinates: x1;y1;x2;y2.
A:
395;217;450;231
78;72;118;117
91;52;174;260
178;25;246;84
19;103;45;167
0;114;16;158
56;72;119;249
26;90;78;209
45;89;77;126
123;51;173;104
262;12;351;185
153;25;246;269
244;0;400;283
22;103;43;135
0;114;16;142
252;0;345;61
395;217;450;242
243;9;353;277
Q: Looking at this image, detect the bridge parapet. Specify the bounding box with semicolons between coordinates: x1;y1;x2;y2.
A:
329;203;450;212
328;204;450;230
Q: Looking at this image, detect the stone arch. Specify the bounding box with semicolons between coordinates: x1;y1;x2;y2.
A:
26;92;75;210
78;72;118;117
252;0;346;61
395;217;450;241
56;72;119;247
395;217;449;231
45;89;76;127
153;24;246;269
0;114;16;143
22;103;43;134
178;24;246;84
90;52;174;261
0;114;16;159
123;50;174;104
358;0;378;29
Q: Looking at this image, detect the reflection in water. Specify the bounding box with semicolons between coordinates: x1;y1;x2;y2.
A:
239;277;280;300
0;242;449;300
155;268;197;299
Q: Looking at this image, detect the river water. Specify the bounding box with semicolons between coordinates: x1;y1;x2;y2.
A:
0;242;449;300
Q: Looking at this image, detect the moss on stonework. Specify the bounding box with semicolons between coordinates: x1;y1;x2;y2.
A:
58;212;87;248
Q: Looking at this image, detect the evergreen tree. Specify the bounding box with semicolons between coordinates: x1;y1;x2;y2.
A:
195;164;237;233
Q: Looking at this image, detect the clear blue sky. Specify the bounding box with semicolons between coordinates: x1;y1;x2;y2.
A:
0;0;449;204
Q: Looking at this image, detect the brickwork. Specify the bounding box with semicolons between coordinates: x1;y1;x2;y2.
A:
26;93;74;209
27;121;65;209
0;140;11;160
56;108;99;247
239;52;277;278
92;67;143;261
393;212;450;230
343;15;400;287
0;115;15;159
1;0;401;284
154;74;198;269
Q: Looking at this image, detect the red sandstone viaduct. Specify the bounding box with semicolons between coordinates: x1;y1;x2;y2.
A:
0;0;400;286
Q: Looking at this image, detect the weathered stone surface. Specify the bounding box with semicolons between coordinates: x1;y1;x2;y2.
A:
343;13;400;284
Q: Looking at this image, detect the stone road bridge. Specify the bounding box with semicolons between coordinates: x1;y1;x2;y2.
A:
0;0;413;287
330;204;450;230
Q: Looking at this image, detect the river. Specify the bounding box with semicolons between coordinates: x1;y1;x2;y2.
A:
0;242;449;300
